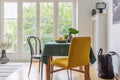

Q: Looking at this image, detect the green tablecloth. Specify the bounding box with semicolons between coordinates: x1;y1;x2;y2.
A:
41;42;96;64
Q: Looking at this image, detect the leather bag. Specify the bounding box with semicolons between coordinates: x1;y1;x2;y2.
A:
98;48;116;79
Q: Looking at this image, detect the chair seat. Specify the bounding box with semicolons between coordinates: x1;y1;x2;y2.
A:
51;58;68;68
32;54;42;59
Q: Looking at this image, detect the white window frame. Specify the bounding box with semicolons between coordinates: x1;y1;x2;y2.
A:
0;0;76;61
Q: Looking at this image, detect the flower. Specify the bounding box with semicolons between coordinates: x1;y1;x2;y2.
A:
0;41;12;50
0;34;12;50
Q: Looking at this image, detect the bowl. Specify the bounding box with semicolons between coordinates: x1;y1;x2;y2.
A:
55;40;67;43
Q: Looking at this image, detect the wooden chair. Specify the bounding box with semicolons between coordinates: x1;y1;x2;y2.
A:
27;36;43;80
51;37;91;80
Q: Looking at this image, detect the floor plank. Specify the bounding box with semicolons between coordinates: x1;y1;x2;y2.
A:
5;62;117;80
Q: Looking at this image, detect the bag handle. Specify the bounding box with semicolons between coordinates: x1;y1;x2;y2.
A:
108;51;117;56
98;48;117;56
98;48;103;55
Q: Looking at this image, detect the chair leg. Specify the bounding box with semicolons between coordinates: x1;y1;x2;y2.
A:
70;70;72;80
28;58;33;77
67;70;70;80
41;62;43;80
84;64;90;80
39;59;40;72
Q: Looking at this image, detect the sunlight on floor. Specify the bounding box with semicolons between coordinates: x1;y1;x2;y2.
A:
4;62;118;80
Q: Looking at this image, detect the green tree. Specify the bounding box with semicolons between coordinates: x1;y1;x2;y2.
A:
59;3;72;36
6;2;73;52
23;3;72;52
23;3;36;52
5;20;17;51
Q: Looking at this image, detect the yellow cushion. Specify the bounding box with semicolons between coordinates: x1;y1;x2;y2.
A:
51;58;68;68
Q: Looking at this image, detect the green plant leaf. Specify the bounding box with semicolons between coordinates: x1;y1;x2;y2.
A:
69;28;79;34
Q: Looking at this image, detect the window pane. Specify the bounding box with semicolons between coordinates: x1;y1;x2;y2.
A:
40;3;54;47
58;2;72;36
4;3;17;18
4;20;17;52
23;3;36;52
4;2;17;52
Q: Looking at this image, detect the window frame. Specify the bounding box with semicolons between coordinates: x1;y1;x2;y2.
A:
0;0;76;61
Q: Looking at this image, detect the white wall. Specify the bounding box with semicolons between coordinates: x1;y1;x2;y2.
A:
79;0;120;77
107;0;120;77
78;0;120;77
76;0;96;36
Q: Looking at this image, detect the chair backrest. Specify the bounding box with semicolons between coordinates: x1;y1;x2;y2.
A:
68;37;91;68
27;36;42;55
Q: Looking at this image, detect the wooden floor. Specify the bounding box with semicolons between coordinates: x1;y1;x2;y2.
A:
5;62;117;80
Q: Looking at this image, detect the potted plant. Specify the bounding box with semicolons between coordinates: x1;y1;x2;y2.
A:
69;28;79;34
67;28;79;42
0;34;12;64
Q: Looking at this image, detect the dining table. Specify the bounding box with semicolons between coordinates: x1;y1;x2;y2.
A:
41;42;96;80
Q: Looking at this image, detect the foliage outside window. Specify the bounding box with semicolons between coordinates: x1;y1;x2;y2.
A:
1;0;74;53
4;2;17;52
23;3;36;52
59;2;72;36
40;3;54;48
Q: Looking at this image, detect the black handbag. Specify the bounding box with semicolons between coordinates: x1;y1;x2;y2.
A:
98;48;116;79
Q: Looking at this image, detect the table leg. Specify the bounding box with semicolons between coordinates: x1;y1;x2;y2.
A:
46;56;51;80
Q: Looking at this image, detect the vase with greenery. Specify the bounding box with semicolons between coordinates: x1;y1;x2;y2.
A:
67;28;79;42
0;34;12;64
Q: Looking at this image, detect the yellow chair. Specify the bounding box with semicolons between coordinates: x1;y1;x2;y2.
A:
51;37;91;80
